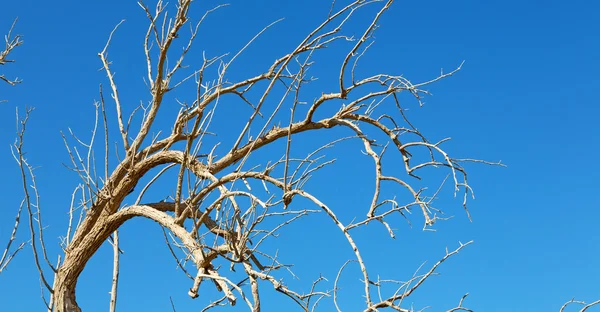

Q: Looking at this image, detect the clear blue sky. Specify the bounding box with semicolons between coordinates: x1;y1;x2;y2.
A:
1;0;599;311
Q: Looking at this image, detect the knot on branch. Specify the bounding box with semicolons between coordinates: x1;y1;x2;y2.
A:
283;191;294;209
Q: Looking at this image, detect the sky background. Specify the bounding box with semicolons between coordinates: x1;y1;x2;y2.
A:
0;0;599;311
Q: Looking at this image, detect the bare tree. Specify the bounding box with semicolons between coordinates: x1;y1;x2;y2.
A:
10;1;518;311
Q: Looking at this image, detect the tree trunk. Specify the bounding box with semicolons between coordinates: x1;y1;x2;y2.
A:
53;218;119;312
53;267;81;312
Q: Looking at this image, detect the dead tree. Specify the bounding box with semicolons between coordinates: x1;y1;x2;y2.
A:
13;1;511;311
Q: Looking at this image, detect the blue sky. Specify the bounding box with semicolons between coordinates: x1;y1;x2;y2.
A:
0;0;599;311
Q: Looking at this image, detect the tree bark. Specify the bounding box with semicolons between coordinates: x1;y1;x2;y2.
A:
53;216;120;312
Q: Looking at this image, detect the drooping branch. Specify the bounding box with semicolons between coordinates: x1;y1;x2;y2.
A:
11;1;506;311
12;108;54;294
